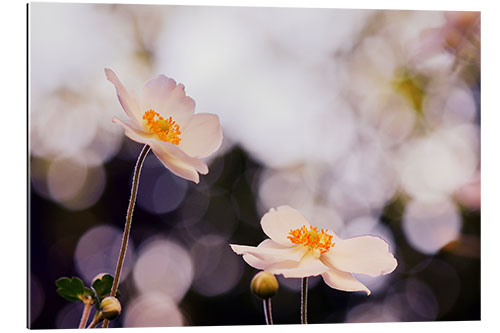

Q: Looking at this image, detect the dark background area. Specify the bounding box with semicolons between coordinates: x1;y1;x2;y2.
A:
29;141;480;328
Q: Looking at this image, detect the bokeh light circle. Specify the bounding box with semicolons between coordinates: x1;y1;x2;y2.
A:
74;224;136;284
403;199;461;254
29;274;45;325
405;278;439;320
47;158;88;202
124;293;183;327
190;234;244;297
137;166;188;215
133;238;193;302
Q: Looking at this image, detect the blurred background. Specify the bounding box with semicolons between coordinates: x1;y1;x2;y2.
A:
29;3;480;328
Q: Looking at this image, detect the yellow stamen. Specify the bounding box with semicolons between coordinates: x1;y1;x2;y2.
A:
142;109;181;145
287;225;334;256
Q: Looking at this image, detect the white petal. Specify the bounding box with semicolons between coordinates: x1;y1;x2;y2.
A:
105;69;142;126
321;267;371;295
148;140;208;184
264;252;330;278
112;117;153;145
113;116;210;184
141;75;195;129
241;253;269;270
151;148;199;183
321;236;397;277
260;206;311;246
231;239;305;263
178;113;223;158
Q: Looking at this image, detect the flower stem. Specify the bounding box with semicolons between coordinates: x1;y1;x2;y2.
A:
102;144;151;328
87;312;103;329
78;298;92;329
262;298;274;325
301;277;308;324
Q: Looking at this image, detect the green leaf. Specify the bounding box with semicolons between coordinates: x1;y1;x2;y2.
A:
55;277;88;302
83;287;94;299
91;274;120;310
92;274;114;300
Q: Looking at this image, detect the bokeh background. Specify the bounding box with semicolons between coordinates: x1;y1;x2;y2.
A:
28;3;480;328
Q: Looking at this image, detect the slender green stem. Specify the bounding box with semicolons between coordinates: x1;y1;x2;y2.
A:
87;312;103;329
301;277;308;324
102;144;151;328
78;298;92;329
262;298;274;325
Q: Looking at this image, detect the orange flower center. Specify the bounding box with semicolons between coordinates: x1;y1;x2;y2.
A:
287;225;334;256
142;110;181;145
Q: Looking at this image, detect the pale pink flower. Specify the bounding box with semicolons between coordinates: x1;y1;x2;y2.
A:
231;205;397;295
105;68;223;183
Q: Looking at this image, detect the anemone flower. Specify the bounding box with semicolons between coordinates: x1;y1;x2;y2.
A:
105;68;223;183
231;205;397;295
101;69;222;328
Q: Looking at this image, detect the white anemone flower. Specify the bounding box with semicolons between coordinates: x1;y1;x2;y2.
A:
231;206;397;295
105;68;223;183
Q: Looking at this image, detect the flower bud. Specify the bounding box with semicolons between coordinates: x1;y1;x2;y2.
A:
100;296;121;320
250;271;279;299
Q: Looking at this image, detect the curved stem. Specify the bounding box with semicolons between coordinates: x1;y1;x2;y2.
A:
87;312;103;329
301;277;308;324
103;144;151;328
78;298;92;328
262;298;274;325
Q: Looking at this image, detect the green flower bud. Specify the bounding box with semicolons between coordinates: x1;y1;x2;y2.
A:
100;296;121;320
250;271;279;299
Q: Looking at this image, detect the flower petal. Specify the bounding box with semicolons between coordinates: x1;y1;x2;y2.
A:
151;147;199;183
148;140;208;184
179;113;223;158
141;75;195;129
321;267;371;295
113;117;207;184
241;253;269;270
260;206;311;246
238;241;306;269
264;252;330;278
112;117;153;145
155;141;208;174
231;239;306;264
321;236;397;277
105;69;142;126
